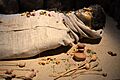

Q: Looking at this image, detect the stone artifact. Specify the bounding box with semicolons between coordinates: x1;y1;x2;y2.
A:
0;5;106;59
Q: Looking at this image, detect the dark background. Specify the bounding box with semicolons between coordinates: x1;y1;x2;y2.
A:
0;0;120;28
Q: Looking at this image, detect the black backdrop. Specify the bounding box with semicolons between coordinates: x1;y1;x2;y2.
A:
0;0;120;28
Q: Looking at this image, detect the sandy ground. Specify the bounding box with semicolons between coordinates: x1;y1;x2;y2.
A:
0;16;120;80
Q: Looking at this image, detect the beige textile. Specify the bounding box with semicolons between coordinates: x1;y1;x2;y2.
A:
0;10;102;59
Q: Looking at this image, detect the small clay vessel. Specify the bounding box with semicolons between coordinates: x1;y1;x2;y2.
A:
73;52;86;61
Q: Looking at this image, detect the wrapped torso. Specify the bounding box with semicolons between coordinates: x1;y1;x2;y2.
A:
0;10;102;59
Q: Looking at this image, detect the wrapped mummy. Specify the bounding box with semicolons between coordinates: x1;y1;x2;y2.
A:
0;5;106;59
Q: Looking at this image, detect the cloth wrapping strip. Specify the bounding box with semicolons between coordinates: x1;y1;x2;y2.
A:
0;10;103;59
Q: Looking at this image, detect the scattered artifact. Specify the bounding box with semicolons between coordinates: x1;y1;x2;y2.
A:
0;62;26;68
16;71;37;80
85;63;90;70
0;74;16;80
21;11;36;17
53;59;104;80
91;54;97;61
73;52;86;61
47;43;107;80
77;44;86;49
73;72;107;78
38;57;62;66
87;49;96;54
72;43;86;61
0;68;37;80
107;51;117;56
